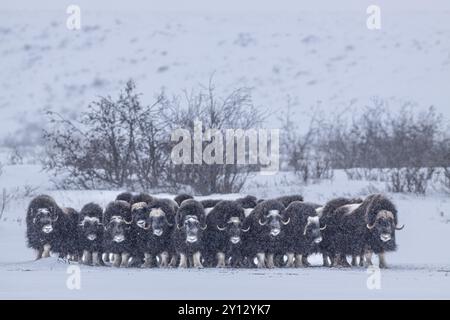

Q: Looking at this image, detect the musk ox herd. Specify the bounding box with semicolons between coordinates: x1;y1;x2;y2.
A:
26;192;404;269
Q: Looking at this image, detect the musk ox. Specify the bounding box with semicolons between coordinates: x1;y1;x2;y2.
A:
131;199;176;268
235;195;258;209
339;194;404;268
173;199;207;268
319;197;364;267
174;194;194;206
320;195;404;268
275;194;304;208
78;203;104;266
130;193;153;206
235;195;258;217
284;201;326;267
102;200;133;267
116;192;133;204
26;195;80;260
200;199;222;214
245;199;291;268
203;200;251;268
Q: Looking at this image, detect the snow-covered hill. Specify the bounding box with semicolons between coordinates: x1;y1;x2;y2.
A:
1;3;450;143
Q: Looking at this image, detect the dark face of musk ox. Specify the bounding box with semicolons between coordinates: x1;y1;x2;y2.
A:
258;209;290;237
79;216;103;241
106;216;132;243
217;216;249;244
367;210;404;247
78;203;103;242
32;207;59;235
180;215;205;243
149;208;173;237
132;202;174;236
303;216;326;245
176;200;206;244
132;202;149;230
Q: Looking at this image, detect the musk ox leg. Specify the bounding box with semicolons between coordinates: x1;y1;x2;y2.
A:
266;253;275;269
102;253;110;265
351;255;358;267
179;253;188;268
333;254;350;268
216;252;226;268
81;250;92;265
120;253;130;268
159;251;169;268
169;254;178;268
92;252;101;266
42;244;51;258
322;254;331;267
294;254;303;267
359;255;365;267
378;252;388;269
142;253;154;268
256;253;266;268
193;251;204;268
286;253;295;268
35;248;44;260
329;255;335;266
301;255;311;267
112;253;121;268
364;251;373;267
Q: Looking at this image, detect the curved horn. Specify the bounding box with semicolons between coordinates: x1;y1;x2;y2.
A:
320;225;327;231
258;218;267;226
200;224;207;230
51;214;59;222
366;223;376;230
241;226;250;232
161;215;174;227
281;217;290;225
217;225;226;231
124;217;133;225
395;224;405;230
142;223;152;230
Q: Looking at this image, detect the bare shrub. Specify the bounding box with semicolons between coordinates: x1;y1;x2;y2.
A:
43;79;263;195
386;167;434;194
0;188;13;220
161;80;265;194
43;80;166;190
8;146;24;165
280;102;333;184
320;100;443;194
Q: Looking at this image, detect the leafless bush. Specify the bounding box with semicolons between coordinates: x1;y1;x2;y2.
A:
0;188;13;220
8;146;24;165
43;79;263;195
161;79;265;194
386;167;434;194
441;168;450;193
43;80;167;191
22;185;40;198
280;103;333;184
320;100;443;194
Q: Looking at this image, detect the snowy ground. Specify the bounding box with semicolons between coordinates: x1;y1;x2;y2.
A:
1;164;450;299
